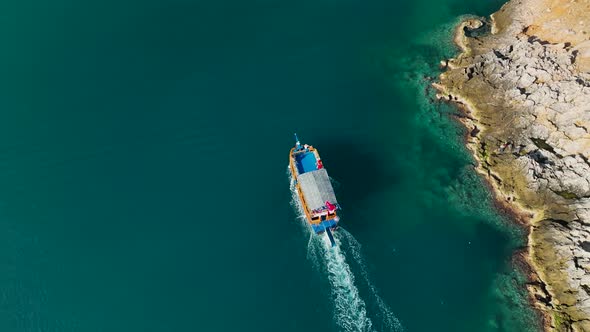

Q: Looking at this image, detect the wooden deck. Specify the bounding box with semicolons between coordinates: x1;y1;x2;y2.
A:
289;147;338;226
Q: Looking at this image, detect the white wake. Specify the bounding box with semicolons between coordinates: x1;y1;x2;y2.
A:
288;167;403;332
338;230;403;332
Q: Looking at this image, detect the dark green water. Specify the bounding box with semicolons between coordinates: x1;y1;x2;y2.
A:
0;0;542;331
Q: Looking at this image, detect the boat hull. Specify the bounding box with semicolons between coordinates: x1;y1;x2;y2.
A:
289;145;340;234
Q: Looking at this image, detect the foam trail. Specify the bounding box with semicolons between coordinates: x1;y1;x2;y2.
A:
288;167;402;331
338;230;404;332
289;168;372;332
322;238;373;332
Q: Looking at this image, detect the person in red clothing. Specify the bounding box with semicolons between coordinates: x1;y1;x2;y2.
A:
326;201;336;213
317;159;323;169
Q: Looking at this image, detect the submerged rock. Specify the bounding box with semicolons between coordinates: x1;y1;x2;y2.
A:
435;0;590;330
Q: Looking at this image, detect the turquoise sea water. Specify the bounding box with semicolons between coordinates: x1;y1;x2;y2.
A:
0;0;542;331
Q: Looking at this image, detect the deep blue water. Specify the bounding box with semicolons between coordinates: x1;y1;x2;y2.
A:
0;0;541;331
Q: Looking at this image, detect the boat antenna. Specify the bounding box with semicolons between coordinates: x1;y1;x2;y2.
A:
294;133;301;150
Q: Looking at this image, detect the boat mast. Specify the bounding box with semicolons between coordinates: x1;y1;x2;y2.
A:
294;133;301;150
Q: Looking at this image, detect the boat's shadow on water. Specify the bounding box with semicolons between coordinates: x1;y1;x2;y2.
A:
314;138;399;225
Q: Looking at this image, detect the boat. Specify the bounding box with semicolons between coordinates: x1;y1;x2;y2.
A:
289;134;340;247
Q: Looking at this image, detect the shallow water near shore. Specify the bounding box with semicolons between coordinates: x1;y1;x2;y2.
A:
0;0;541;331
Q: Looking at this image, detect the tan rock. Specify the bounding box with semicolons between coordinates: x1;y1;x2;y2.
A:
436;0;590;330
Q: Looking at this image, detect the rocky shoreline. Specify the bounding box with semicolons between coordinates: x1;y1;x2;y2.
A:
434;0;590;331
